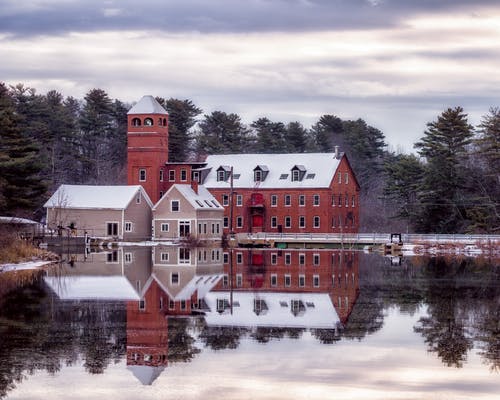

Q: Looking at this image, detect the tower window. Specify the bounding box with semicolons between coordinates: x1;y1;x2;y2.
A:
139;169;146;182
144;117;153;126
132;117;141;126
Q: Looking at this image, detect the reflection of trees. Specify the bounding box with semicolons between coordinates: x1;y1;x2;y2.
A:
311;328;341;344
198;325;247;350
476;306;500;372
250;327;305;343
0;281;127;398
167;318;200;362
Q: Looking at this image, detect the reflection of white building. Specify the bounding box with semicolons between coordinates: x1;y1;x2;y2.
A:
203;292;340;329
43;247;152;301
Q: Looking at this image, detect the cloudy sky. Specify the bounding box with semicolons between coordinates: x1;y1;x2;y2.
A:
1;0;499;151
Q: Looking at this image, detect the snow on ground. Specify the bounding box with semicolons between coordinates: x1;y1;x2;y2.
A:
0;260;53;272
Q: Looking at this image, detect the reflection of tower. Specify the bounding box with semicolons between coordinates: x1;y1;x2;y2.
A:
126;279;168;385
330;251;359;325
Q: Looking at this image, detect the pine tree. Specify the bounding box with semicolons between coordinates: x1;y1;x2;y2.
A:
0;83;46;217
250;117;287;153
196;111;250;155
414;107;474;232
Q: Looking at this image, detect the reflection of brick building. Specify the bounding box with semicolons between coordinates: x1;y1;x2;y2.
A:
207;249;359;327
126;279;169;385
127;96;360;234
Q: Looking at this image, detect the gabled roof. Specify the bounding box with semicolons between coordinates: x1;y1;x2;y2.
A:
127;95;168;115
153;184;223;211
44;184;153;210
203;153;343;189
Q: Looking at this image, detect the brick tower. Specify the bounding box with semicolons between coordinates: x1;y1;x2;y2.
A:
127;96;168;204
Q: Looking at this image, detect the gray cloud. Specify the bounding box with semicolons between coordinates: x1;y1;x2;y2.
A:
1;0;499;37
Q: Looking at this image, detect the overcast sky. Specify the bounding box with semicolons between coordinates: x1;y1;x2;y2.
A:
1;0;499;151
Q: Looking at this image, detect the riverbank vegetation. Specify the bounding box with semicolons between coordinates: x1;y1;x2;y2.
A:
0;82;498;233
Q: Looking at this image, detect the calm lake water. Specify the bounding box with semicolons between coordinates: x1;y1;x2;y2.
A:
0;246;499;400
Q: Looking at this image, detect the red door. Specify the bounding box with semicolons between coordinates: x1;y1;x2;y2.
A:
252;214;264;228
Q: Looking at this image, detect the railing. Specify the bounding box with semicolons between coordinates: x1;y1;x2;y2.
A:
238;232;500;244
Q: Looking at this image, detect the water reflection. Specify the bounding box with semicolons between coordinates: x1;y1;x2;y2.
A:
0;248;499;398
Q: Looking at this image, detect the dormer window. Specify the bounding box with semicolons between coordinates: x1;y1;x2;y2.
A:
144;117;153;126
216;166;231;182
291;165;306;182
132;117;141;126
253;165;269;182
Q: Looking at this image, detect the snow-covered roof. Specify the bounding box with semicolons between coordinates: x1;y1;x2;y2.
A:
0;216;41;225
203;153;342;189
153;184;223;211
203;292;339;329
43;276;141;300
127;95;168;115
44;184;153;210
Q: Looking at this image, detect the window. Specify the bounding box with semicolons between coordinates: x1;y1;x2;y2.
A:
169;300;175;310
271;195;277;207
107;222;118;236
299;195;305;206
338;194;342;207
270;274;277;287
124;252;132;263
271;253;278;265
223;253;229;264
236;273;243;287
236;195;243;206
313;194;320;206
279;174;288;180
292;169;300;182
160;297;164;310
132;117;141;126
125;222;133;232
180;300;187;310
284;274;291;287
285;253;291;265
285;216;291;228
222;194;229;206
299;253;305;265
171;200;180;212
136;191;141;204
139;300;146;310
161;252;169;262
236;216;243;228
345;172;349;184
144;117;153;126
159;191;163;198
139;169;146;182
338;172;342;183
223;274;229;287
345;194;349;207
107;250;118;263
313;216;320;228
313;253;320;265
254;170;262;182
180;169;187;181
299;275;305;287
179;221;190;237
299;216;305;228
271;216;277;228
179;248;190;264
284;195;291;206
159;169;164;182
313;275;320;287
236;252;243;264
223;217;229;228
352;195;356;207
332;194;336;206
169;170;175;181
192;171;199;182
171;273;179;284
161;223;169;232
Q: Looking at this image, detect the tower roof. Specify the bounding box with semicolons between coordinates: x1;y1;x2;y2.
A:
127;95;168;115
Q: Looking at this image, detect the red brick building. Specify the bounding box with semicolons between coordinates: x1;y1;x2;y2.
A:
127;96;360;234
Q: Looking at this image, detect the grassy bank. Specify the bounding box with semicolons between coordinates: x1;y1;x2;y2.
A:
0;227;55;264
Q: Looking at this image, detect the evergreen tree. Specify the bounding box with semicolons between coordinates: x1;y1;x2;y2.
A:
383;153;425;226
285;121;309;153
414;107;474;233
195;111;250;155
78;89;115;183
310;114;343;152
250;117;287;153
0;83;46;216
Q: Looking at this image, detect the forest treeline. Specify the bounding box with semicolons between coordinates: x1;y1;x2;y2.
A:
0;82;498;233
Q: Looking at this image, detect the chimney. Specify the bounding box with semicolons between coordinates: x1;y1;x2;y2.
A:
334;145;339;159
191;179;199;194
